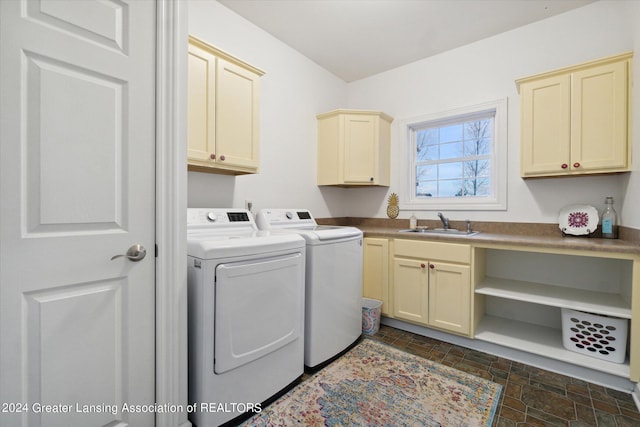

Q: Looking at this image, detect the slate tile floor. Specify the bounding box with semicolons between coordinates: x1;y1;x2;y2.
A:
370;325;640;426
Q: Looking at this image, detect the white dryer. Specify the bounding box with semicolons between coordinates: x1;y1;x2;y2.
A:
187;209;306;427
256;209;363;369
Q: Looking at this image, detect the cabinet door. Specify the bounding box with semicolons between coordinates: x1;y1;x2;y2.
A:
520;74;571;177
393;257;428;324
571;60;628;173
363;238;389;315
215;58;260;171
343;114;377;184
187;42;216;164
428;262;471;335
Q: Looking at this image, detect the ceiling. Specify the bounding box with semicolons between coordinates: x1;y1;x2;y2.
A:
218;0;596;82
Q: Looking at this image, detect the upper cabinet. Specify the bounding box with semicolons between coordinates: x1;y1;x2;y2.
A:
517;52;632;178
188;36;265;175
317;110;393;186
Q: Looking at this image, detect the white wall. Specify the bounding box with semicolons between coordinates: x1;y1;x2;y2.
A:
190;0;640;228
347;0;640;226
621;0;640;229
187;0;349;217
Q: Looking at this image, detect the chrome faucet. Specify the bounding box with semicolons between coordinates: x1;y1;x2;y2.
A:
437;212;449;230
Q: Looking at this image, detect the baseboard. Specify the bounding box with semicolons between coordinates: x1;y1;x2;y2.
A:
633;383;640;413
382;317;638;401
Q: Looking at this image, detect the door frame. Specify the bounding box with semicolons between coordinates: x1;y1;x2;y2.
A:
155;1;190;426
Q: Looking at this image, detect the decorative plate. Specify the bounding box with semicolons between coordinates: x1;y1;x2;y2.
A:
558;205;599;236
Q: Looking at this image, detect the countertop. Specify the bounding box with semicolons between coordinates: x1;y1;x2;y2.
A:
318;217;640;256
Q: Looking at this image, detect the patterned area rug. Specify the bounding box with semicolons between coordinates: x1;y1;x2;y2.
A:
241;339;502;426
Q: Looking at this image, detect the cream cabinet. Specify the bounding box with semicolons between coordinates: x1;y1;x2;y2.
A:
317;110;393;186
391;239;471;335
362;238;390;316
188;36;265;175
393;257;429;324
428;261;471;334
517;52;631;178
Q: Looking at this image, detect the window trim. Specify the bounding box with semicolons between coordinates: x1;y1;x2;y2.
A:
399;98;508;211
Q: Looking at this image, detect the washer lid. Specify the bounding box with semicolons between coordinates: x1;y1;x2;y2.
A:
255;209;362;241
289;225;363;241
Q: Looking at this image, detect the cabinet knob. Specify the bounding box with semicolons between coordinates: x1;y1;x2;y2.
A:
220;155;226;161
369;177;374;182
420;263;426;269
429;263;435;269
573;162;580;168
561;163;568;169
210;153;216;160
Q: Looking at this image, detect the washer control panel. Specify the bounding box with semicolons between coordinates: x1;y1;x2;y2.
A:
256;209;315;229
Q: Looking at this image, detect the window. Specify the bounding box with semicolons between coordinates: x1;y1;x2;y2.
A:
400;99;507;211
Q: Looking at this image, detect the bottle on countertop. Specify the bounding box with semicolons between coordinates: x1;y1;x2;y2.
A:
601;196;618;239
409;213;417;230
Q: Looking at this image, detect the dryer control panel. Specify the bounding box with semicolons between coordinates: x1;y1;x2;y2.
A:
187;208;256;230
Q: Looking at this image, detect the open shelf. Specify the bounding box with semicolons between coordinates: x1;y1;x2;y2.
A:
474;315;630;378
475;277;631;319
472;246;635;379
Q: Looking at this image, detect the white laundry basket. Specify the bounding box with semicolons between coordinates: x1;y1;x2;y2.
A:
362;298;382;335
561;308;628;364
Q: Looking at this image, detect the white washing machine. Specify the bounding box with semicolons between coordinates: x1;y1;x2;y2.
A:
187;209;306;427
256;209;363;369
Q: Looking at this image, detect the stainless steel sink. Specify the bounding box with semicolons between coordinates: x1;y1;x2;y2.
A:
398;228;480;236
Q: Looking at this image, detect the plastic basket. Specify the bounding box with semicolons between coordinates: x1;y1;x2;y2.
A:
361;298;382;335
561;308;628;364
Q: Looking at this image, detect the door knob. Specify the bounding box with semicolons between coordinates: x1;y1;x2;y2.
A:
111;244;147;262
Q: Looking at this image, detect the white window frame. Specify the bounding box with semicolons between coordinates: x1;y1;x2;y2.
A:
399;98;508;211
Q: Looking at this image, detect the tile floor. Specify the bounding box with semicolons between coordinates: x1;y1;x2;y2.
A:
370;325;640;426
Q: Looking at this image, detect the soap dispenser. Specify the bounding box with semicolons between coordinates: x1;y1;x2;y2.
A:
409;213;417;230
601;196;618;239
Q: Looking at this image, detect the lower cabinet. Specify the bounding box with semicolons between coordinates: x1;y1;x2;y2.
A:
362;235;639;380
362;237;390;316
392;239;472;336
393;258;428;324
428;262;470;334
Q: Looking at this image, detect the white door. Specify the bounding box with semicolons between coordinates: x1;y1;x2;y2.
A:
0;1;156;426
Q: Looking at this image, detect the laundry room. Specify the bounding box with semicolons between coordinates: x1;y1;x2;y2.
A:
185;0;640;426
3;0;640;427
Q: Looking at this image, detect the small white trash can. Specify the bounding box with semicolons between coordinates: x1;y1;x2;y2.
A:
362;298;382;335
